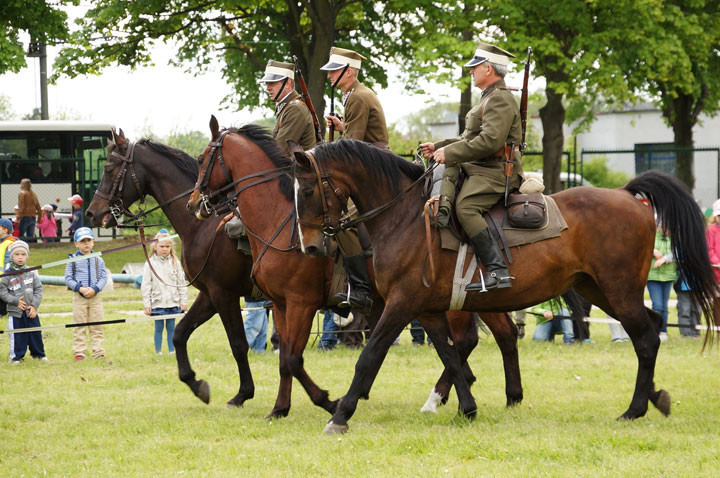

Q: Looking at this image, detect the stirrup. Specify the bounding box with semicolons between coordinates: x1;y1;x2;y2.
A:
337;283;352;308
466;269;488;293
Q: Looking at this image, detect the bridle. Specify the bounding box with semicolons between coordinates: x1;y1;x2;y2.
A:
93;141;144;225
292;150;349;237
293;150;438;237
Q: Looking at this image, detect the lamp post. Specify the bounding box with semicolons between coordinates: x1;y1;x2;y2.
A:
27;40;49;120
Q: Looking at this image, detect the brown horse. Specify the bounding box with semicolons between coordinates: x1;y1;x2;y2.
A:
186;117;524;417
86;130;256;408
290;139;718;433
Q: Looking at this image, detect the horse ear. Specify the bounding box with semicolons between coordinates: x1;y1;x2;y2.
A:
209;115;220;139
292;148;311;169
287;140;304;156
112;128;127;146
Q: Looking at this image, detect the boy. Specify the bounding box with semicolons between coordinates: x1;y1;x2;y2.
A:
0;217;18;358
66;195;84;240
0;241;45;362
64;227;107;360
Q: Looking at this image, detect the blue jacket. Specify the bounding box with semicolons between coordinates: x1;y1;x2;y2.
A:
64;251;107;294
69;209;83;235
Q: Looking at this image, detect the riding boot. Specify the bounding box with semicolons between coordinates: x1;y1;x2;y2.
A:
335;254;373;314
466;228;513;291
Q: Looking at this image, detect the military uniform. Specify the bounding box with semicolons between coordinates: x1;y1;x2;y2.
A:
434;78;523;237
341;79;389;149
273;90;317;155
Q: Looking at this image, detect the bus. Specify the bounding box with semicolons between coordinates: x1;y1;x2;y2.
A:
0;120;114;217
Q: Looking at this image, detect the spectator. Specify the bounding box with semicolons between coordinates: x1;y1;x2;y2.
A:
51;203;62;238
675;275;700;338
64;227;107;360
243;298;269;353
530;297;575;345
17;179;41;243
37;204;58;243
0;217;18;358
12;206;20;238
318;310;339;351
1;241;46;363
647;225;675;342
410;319;432;346
66;194;84;240
142;230;188;354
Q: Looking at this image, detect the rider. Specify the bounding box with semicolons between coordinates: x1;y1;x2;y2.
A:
258;59;317;155
319;47;389;312
420;42;523;291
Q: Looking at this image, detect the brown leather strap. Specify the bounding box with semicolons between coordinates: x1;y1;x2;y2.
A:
421;195;440;288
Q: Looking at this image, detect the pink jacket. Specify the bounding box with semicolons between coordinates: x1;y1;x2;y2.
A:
37;215;57;238
705;223;720;283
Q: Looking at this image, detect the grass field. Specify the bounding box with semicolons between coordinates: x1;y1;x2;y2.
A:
1;242;719;476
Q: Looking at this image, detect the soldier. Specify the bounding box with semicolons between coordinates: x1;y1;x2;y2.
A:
420;42;523;291
322;47;389;150
258;60;317;155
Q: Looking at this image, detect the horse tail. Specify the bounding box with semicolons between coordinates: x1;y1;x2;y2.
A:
625;170;718;344
561;288;591;341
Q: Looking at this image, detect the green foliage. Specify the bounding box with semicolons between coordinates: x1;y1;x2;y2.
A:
0;0;74;74
164;129;208;158
0;94;15;120
582;157;631;189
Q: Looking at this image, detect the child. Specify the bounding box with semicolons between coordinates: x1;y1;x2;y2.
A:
0;217;18;358
37;204;58;243
142;230;187;354
530;297;575;345
1;241;45;362
64;227;108;360
66;195;84;240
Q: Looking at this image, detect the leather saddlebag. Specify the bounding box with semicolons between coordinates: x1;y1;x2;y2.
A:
506;192;546;229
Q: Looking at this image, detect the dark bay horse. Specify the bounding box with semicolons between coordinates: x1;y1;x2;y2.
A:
86;130;256;408
291;139;718;434
186;117;524;416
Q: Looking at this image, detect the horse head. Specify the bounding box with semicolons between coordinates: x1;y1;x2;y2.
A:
187;115;226;220
86;128;146;227
291;142;348;256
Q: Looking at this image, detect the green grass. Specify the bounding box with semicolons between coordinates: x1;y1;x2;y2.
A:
1;279;718;476
29;238;152;275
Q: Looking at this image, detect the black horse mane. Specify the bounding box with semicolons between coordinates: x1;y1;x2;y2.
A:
137;139;200;182
313;140;424;195
225;124;294;200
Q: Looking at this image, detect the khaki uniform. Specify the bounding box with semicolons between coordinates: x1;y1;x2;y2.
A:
342;80;389;149
434;79;523;237
273;91;317;155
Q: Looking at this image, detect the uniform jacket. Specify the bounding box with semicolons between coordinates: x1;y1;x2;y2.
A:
341;79;388;147
18;189;41;221
0;266;43;317
64;251;107;294
141;254;188;309
272;91;317;155
434;78;524;189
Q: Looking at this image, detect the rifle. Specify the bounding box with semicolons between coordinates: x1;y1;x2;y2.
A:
328;64;349;142
292;55;323;144
504;47;532;206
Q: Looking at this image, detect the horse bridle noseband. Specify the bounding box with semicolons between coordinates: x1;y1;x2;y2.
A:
93;141;144;224
293;151;349;237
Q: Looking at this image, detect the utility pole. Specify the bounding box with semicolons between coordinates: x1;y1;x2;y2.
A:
27;40;49;120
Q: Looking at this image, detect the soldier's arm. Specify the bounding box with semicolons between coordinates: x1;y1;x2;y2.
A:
275;104;307;156
443;94;514;166
342;97;370;141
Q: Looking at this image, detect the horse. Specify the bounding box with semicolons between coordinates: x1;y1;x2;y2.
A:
86;130;257;408
290;139;718;434
185;116;525;416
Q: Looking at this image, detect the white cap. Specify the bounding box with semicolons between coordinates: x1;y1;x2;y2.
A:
712;199;720;217
68;194;82;201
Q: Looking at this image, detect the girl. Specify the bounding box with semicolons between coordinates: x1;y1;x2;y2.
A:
37;204;58;243
141;230;188;354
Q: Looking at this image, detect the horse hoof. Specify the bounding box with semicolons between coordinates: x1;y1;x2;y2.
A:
265;408;289;420
324;420;349;435
652;389;671;417
196;380;210;404
506;394;523;407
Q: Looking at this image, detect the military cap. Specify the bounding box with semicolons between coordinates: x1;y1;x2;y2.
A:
320;47;367;71
464;42;515;68
258;60;295;83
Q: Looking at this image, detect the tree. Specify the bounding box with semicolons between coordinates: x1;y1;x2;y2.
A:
625;0;720;190
0;0;73;74
54;1;402;134
0;94;15;120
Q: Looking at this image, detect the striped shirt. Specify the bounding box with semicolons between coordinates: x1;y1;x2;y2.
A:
64;251;107;293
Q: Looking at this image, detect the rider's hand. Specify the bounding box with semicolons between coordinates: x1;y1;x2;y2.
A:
325;115;343;132
434;148;446;164
419;142;435;159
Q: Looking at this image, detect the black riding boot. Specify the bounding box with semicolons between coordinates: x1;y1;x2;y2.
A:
466;228;513;291
335;253;373;314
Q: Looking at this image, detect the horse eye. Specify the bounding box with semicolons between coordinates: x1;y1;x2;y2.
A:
302;188;314;198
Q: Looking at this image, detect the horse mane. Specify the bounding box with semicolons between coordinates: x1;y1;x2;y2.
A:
225;124;294;201
313;140;424;195
137;139;199;182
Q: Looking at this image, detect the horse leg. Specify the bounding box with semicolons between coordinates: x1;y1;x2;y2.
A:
267;304;293;419
214;291;255;407
267;304;337;418
485;312;523;407
576;281;667;419
420;311;479;413
172;291;217;404
325;305;476;434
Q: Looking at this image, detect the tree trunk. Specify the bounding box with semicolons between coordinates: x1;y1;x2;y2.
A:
667;93;696;191
458;28;474;134
539;85;565;194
